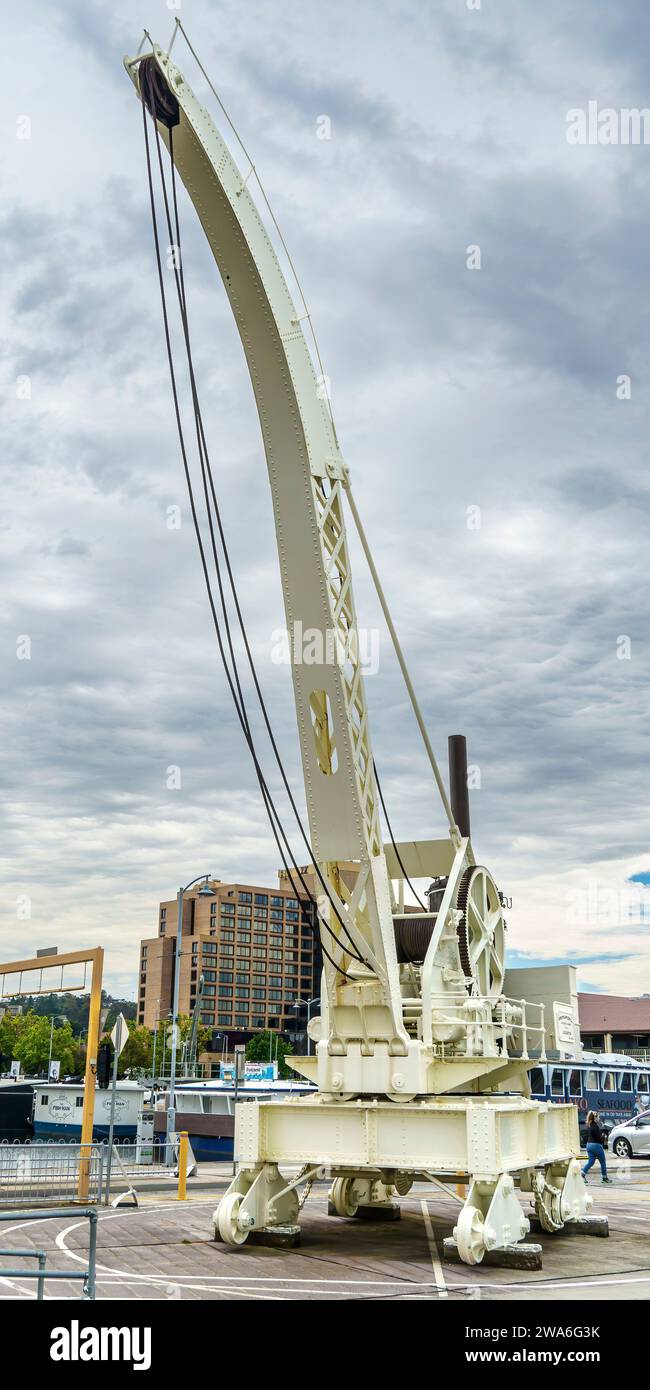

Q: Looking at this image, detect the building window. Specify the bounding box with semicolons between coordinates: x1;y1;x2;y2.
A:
219;971;233;983
253;989;266;1000
235;987;250;999
271;897;283;908
203;970;216;982
255;894;268;906
252;1016;265;1028
221;944;234;956
203;985;216;996
235;1016;248;1027
236;973;250;985
219;986;233;998
221;902;235;915
239;892;252;904
269;990;282;1001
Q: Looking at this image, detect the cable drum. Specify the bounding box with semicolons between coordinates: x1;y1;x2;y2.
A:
393;915;436;964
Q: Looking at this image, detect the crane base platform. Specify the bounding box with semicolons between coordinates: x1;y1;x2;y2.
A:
443;1237;543;1270
213;1092;596;1266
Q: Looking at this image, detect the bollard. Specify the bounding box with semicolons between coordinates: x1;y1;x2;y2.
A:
177;1132;188;1200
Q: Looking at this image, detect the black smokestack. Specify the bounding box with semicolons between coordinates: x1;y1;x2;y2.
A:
448;734;471;838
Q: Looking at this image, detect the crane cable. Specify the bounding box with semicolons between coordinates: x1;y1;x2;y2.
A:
139;89;365;978
372;761;427;913
167;24;433;912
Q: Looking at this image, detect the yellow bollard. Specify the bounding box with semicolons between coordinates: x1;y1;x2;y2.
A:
177;1132;188;1200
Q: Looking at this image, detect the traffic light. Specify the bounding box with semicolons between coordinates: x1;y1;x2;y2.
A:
96;1041;112;1088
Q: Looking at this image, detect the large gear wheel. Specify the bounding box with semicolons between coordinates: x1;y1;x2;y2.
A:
455;865;506;1000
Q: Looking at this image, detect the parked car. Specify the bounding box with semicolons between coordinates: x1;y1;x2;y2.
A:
608;1110;650;1159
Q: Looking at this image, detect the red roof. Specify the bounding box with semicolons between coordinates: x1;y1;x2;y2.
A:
578;993;650;1033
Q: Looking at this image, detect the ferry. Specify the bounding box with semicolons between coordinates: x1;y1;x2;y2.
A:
32;1081;146;1140
155;1073;317;1161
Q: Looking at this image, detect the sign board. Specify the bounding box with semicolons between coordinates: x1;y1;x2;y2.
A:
9;1060;21;1079
48;1059;61;1081
220;1060;278;1082
111;1013;129;1057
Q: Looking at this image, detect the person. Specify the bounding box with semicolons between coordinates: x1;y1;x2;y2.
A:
634;1094;647;1115
582;1110;612;1183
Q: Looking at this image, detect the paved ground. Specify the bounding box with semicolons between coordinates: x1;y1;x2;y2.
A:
1;1164;650;1301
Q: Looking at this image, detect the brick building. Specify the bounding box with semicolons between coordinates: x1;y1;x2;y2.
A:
137;878;320;1049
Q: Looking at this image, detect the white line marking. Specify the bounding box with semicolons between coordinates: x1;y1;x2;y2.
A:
420;1200;447;1298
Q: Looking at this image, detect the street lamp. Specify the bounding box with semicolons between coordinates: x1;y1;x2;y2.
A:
291;996;320;1055
47;1013;67;1079
166;874;215;1162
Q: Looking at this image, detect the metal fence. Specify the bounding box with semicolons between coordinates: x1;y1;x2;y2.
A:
102;1136;195;1204
0;1206;97;1299
0;1141;104;1207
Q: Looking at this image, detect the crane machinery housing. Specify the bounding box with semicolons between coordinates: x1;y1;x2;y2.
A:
124;27;598;1266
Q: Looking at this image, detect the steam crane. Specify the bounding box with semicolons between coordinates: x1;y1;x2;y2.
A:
124;30;598;1265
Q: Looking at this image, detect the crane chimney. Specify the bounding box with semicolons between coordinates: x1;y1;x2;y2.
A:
448;734;471;838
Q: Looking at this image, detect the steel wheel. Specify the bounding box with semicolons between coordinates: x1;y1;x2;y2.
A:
216;1192;249;1246
330;1177;359;1217
456;865;506;999
454;1204;486;1265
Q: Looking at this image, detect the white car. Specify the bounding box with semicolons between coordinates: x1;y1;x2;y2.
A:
608;1110;650;1159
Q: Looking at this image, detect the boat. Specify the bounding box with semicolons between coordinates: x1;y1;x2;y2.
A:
154;1076;316;1161
32;1080;146;1140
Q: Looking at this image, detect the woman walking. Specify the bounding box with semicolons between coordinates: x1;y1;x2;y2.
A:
582;1110;612;1183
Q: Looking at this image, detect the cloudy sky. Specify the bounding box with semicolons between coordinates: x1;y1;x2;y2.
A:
2;0;650;999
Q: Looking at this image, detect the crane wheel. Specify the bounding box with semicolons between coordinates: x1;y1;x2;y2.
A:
330;1177;359;1217
454;1204;486;1265
216;1192;249;1246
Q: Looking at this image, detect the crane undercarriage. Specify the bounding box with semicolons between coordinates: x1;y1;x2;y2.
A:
124;32;599;1268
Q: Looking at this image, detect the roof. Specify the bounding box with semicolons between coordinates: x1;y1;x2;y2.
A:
578;993;650;1033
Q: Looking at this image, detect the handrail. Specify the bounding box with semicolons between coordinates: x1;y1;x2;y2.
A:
0;1206;98;1300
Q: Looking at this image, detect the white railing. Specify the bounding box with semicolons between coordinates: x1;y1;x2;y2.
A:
0;1140;104;1207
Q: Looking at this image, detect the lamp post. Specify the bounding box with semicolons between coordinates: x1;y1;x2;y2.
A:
166;874;215;1163
292;996;320;1055
47;1014;67;1079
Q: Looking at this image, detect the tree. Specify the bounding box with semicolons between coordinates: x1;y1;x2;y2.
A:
246;1031;294;1079
13;1015;76;1076
0;1009;31;1066
118;1023;153;1076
